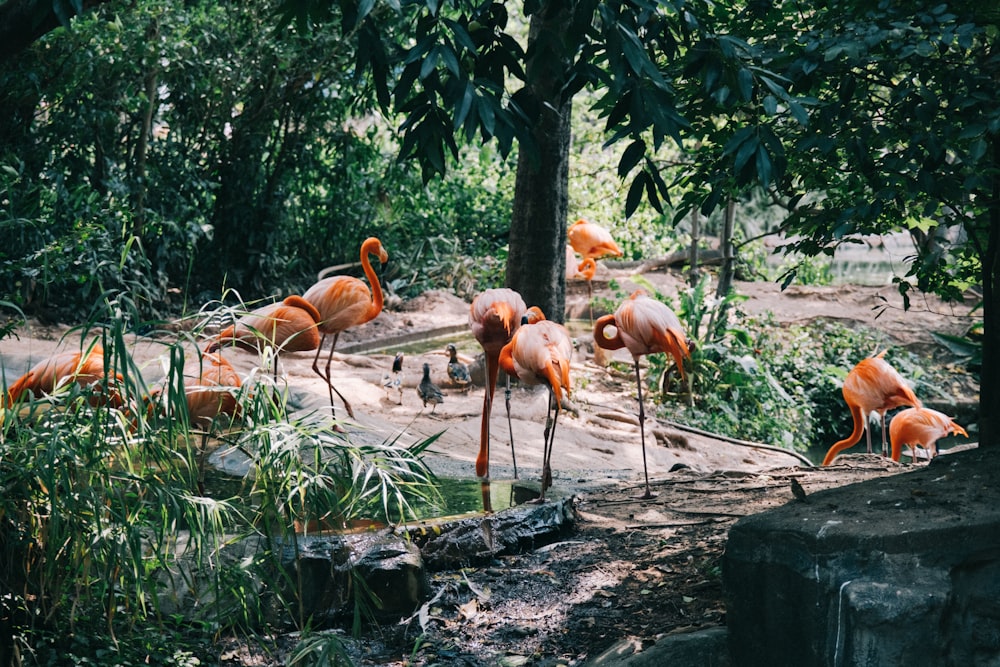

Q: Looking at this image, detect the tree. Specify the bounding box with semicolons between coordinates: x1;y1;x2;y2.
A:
271;0;795;321
743;1;1000;445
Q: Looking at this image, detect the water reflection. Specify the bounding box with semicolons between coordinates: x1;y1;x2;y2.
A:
419;477;539;517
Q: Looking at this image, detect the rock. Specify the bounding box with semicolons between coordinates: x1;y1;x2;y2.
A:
405;495;577;571
585;626;729;666
278;531;428;623
723;446;1000;666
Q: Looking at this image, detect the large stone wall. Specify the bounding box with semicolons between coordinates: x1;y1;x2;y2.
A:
723;447;1000;666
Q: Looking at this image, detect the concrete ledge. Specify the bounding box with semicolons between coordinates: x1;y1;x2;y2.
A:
723;447;1000;666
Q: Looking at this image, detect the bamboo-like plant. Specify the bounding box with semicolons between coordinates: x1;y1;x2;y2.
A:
1;299;442;664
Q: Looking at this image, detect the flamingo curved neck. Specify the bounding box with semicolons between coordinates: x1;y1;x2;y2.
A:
360;238;385;322
593;315;625;351
284;295;322;323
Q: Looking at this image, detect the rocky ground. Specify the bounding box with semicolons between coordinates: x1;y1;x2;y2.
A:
0;265;980;666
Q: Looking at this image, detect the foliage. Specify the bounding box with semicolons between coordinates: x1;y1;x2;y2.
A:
0;0;521;321
741;2;993;300
1;300;440;663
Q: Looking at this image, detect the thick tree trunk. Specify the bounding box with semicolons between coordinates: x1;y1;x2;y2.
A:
980;139;1000;448
506;2;574;323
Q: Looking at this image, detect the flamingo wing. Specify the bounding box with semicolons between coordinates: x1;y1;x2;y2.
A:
845;355;921;415
303;276;378;334
615;293;690;378
501;321;572;404
183;352;241;425
470;288;527;352
567;219;623;259
6;346;120;407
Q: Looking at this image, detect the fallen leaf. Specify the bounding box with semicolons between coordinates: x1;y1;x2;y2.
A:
458;598;479;621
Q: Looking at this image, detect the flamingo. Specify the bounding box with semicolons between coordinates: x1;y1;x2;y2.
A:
593;290;690;499
303;237;388;421
180;350;242;431
567;219;622;315
499;310;572;502
568;218;623;261
418;362;444;412
821;351;921;465
5;343;124;411
469;288;527;479
207;295;321;355
178;350;242;494
889;406;968;463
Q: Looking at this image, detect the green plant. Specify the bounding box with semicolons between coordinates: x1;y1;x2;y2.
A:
1;297;442;663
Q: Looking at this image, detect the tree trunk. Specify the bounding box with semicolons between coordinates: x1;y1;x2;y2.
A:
506;2;575;323
715;197;737;299
0;0;110;63
980;139;1000;448
689;208;701;287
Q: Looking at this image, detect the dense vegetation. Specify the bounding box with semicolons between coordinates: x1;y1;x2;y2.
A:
0;0;995;664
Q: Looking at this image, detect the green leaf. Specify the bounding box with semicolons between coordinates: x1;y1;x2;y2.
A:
618;139;646;179
625;172;648;218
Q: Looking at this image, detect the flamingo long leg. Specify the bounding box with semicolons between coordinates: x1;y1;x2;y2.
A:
634;359;654;500
312;333;354;420
538;388;560;502
505;373;518;479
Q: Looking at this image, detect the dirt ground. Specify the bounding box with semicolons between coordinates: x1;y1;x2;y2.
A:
0;266;980;666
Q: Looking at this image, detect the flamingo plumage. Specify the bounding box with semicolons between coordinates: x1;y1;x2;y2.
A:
208;295;321;355
499;311;572;502
594;290;690;499
5;344;124;410
303;237;388;421
469;288;527;479
822;351;921;465
889;406;968;463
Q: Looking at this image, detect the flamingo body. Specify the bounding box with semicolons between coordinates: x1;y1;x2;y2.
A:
822;352;921;465
302;237;388;420
567;219;623;260
6;345;123;409
594;290;690;498
469;288;527;479
499;316;572;500
211;295;321;354
182;351;242;428
889;407;968;463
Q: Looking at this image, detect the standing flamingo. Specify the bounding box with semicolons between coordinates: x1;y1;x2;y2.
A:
889;406;968;463
303;237;388;421
499;311;572;502
594;290;690;499
469;288;527;479
568;218;623;261
6;343;124;410
821;351;921;465
567;218;623;315
208;295;321;355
